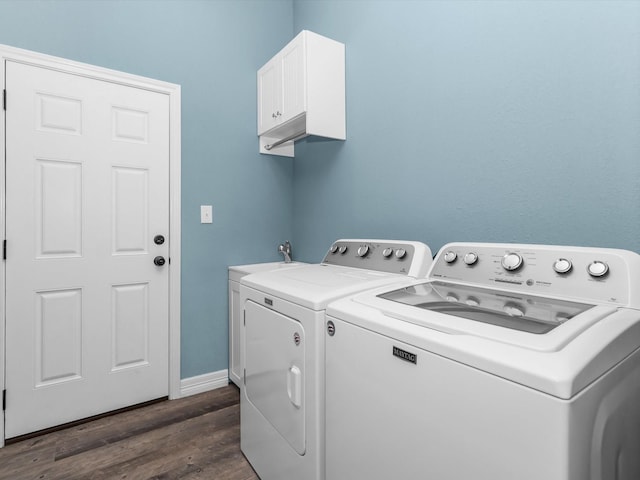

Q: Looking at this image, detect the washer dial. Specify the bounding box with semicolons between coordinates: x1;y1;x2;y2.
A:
553;258;572;274
501;253;523;271
395;248;407;259
588;261;609;278
382;247;393;258
443;251;457;263
357;245;370;257
463;252;478;265
338;245;348;254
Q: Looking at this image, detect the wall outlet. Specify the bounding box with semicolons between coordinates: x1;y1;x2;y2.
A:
201;205;213;224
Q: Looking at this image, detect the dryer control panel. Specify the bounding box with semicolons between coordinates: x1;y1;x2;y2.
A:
429;243;640;307
323;239;432;278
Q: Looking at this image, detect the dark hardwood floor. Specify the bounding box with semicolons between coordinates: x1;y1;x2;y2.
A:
0;384;259;480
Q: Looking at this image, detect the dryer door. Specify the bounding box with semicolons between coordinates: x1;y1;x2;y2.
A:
244;300;306;454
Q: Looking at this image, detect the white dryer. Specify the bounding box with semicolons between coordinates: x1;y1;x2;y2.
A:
239;239;433;480
228;261;306;386
325;243;640;480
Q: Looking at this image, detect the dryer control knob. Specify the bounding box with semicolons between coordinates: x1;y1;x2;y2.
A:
502;253;523;271
338;245;348;254
588;261;609;278
395;248;407;259
553;258;573;274
463;252;478;265
443;251;457;263
357;245;370;257
382;247;394;258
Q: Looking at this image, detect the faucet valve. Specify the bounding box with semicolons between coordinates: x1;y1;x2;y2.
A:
278;241;292;263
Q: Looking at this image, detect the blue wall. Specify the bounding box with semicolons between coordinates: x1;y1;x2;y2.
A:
0;0;294;379
1;0;639;379
292;0;640;261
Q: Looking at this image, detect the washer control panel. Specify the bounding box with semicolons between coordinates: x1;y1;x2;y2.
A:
430;243;640;306
323;239;432;277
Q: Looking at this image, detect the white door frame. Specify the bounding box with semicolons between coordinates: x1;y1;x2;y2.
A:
0;44;182;447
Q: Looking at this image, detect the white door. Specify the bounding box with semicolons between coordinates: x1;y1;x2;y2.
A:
280;37;305;124
257;58;281;135
4;60;170;438
244;300;306;454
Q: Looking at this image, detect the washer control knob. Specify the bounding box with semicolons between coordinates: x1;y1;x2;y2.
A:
588;261;609;278
445;293;459;302
330;244;339;254
501;253;523;271
463;252;478;266
553;258;573;274
395;248;407;259
443;251;457;263
357;245;370;257
382;247;394;258
338;245;348;254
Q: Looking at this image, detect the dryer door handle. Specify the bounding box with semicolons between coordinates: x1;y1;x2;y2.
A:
287;365;302;409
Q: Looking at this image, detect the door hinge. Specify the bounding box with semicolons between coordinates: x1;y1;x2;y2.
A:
2;390;6;411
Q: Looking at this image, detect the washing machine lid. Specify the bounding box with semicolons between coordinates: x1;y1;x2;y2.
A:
327;281;640;398
379;281;594;335
228;261;306;283
241;264;407;310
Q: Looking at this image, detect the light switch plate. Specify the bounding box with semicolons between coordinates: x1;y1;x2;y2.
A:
201;205;213;224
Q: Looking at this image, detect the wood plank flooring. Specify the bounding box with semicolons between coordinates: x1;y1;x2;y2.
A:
0;384;259;480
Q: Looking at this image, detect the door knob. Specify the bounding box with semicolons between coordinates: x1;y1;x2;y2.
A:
154;235;165;245
154;256;166;266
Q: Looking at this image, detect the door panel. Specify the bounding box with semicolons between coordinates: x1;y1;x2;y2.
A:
257;59;280;134
5;60;170;438
112;167;149;254
35;288;83;386
111;282;150;370
36;159;83;257
244;300;306;455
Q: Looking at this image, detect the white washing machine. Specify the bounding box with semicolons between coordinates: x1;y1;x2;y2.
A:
325;242;640;480
239;239;433;480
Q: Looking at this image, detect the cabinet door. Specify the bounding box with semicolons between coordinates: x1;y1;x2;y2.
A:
280;37;306;124
257;58;281;135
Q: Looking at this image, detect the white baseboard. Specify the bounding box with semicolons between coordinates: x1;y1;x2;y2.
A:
179;369;229;398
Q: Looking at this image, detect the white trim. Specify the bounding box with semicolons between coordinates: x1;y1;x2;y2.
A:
180;370;230;398
0;52;5;449
167;64;182;402
0;44;181;446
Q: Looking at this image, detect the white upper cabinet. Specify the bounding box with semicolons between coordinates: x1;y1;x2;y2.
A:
257;30;345;157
